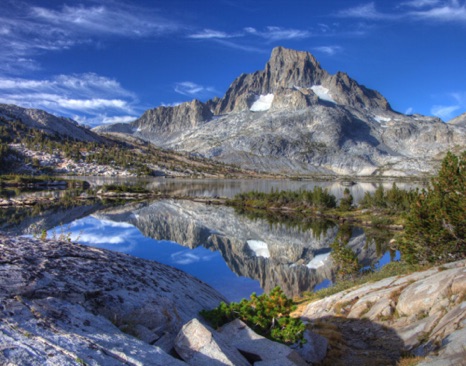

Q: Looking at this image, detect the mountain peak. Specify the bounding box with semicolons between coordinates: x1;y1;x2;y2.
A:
264;47;325;92
209;47;389;114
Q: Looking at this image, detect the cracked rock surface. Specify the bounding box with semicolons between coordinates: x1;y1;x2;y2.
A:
0;234;226;365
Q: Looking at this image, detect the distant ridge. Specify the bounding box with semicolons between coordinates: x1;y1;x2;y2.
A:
0;103;103;143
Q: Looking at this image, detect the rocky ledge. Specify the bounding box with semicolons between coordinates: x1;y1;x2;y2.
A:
1;234;465;365
301;260;466;365
0;234;226;365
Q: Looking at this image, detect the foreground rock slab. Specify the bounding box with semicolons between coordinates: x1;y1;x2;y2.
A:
218;319;308;365
175;318;250;366
301;260;466;364
0;234;227;365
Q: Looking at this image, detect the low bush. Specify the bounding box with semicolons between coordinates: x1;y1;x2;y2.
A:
200;287;306;345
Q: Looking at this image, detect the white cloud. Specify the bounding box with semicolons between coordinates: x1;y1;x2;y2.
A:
171;251;201;265
431;105;461;120
405;107;414;114
101;115;137;124
313;45;343;56
245;26;311;41
212;39;266;53
337;0;466;23
0;73;139;126
160;101;184;107
0;2;181;73
56;98;128;111
174;81;219;97
400;0;441;8
337;2;397;19
410;1;466;22
430;91;466;120
30;4;180;37
189;29;237;39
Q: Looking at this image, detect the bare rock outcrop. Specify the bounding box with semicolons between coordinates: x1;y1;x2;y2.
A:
0;234;226;365
174;318;250;366
301;260;466;364
0;103;103;143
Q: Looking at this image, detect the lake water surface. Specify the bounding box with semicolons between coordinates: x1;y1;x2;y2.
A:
3;178;412;301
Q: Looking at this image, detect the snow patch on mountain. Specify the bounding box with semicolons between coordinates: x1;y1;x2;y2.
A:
250;94;274;111
310;85;335;103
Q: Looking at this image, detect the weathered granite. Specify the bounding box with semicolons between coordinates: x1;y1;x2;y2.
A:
0;234;227;365
218;319;308;365
174;318;250;366
301;260;466;362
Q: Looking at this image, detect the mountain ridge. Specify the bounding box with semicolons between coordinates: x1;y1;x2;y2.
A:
94;47;465;176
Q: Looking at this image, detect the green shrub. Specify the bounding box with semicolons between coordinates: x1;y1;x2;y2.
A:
200;287;306;345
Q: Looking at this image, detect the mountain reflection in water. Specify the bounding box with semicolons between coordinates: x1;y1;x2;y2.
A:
38;198;398;301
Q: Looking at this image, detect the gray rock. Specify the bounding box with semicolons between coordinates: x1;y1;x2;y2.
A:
290;329;328;364
417;319;466;366
301;260;466;362
0;234;227;365
0;103;103;143
218;319;307;365
174;318;249;366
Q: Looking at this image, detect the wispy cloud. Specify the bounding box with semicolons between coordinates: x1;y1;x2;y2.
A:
313;45;343;56
0;73;139;126
244;26;311;41
431;105;461;120
100;115;137;124
188;29;238;39
337;1;466;23
30;4;179;37
431;91;466;120
174;81;219;98
0;2;181;73
212;39;267;53
187;25;311;53
336;2;398;20
409;1;466;22
400;0;441;8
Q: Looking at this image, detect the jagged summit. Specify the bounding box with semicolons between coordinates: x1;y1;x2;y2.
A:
209;46;391;114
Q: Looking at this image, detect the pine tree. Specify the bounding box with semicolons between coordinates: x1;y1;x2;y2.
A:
399;151;466;264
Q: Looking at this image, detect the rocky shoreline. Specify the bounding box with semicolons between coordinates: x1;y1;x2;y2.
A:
1;234;465;365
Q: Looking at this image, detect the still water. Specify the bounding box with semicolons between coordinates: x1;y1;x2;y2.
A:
79;177;424;202
3;179;412;301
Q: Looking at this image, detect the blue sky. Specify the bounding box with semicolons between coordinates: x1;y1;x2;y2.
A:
0;0;465;126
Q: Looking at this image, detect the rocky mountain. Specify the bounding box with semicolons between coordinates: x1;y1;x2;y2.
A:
95;47;466;176
449;112;466;127
0;103;103;143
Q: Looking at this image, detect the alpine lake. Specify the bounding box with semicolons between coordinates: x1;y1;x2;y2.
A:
0;178;425;302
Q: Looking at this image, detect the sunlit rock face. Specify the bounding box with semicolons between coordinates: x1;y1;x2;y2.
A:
95;47;466;176
96;199;382;297
0;234;224;365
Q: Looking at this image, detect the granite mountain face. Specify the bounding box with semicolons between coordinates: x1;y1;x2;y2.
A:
96;46;465;176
